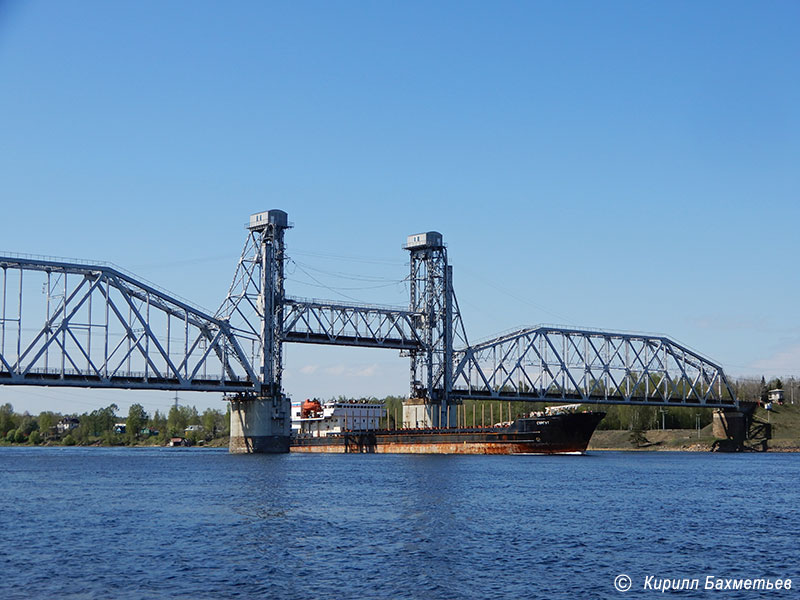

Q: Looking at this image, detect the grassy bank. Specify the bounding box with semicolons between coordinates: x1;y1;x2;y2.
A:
588;403;800;452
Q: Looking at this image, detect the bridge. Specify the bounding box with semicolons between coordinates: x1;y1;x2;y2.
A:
0;209;737;452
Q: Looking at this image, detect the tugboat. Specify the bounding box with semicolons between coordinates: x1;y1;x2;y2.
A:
290;400;605;455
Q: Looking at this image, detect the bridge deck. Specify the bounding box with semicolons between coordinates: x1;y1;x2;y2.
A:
0;369;254;392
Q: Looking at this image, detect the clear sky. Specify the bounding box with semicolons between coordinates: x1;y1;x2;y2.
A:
1;1;798;416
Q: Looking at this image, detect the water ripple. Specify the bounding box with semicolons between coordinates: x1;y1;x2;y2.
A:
0;448;797;599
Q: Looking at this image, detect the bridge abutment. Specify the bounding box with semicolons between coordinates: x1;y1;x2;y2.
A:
229;396;291;453
712;404;771;452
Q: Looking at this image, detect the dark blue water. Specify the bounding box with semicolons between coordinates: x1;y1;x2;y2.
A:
0;448;797;599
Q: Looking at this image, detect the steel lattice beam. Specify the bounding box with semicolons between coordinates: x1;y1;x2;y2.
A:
0;256;258;392
452;326;738;408
282;298;424;350
0;214;741;412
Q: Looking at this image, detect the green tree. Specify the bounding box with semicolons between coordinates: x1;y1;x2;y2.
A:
167;405;193;436
0;403;16;437
185;428;199;444
5;428;17;443
17;413;38;436
38;411;58;437
83;404;119;437
223;404;231;436
201;408;229;439
202;409;217;439
72;415;90;443
149;409;167;433
769;378;783;391
29;430;41;445
126;404;148;443
71;404;117;443
186;405;200;427
14;430;26;443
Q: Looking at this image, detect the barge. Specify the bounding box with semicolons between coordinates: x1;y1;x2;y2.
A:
290;399;605;455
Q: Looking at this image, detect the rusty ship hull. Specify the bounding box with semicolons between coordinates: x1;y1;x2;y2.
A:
291;411;605;455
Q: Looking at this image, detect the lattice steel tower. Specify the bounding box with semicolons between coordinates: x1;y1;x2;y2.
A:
220;210;292;452
218;210;290;393
253;210;289;394
405;231;458;427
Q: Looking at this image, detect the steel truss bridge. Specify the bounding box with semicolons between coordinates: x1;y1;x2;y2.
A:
0;210;737;414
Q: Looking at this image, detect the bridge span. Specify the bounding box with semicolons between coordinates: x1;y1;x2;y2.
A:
0;209;737;452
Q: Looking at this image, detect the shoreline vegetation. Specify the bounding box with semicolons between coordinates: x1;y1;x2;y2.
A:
1;391;798;452
0;401;230;448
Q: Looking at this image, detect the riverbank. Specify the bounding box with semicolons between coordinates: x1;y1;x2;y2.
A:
588;428;714;451
0;436;231;449
589;403;800;452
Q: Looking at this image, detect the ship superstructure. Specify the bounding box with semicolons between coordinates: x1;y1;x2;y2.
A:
292;399;386;438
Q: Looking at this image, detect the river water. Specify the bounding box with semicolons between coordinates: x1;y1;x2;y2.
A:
0;447;797;599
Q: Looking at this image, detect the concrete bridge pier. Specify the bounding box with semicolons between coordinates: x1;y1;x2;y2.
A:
229;395;291;453
402;398;459;428
711;403;770;452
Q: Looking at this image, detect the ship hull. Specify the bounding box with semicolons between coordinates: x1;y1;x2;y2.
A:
291;411;605;455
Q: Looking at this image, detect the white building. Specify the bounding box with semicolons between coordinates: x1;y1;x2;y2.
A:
768;389;784;404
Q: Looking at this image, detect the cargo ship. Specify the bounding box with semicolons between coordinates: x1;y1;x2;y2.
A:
290;399;605;455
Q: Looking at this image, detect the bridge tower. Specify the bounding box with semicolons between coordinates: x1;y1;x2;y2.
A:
226;210;292;453
403;231;457;428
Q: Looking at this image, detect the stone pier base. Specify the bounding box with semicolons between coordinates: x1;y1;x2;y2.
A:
229;397;291;454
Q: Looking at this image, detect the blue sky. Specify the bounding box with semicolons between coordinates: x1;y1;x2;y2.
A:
1;1;798;416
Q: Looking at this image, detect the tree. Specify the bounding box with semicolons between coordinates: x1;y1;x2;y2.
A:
81;404;118;437
167;405;191;436
126;404;148;443
38;411;58;436
770;378;783;391
17;413;37;436
149;410;167;433
202;409;217;439
0;403;16;437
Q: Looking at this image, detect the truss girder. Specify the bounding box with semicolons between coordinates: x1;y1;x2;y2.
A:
452;326;737;408
1;217;741;412
282;298;424;350
0;257;258;392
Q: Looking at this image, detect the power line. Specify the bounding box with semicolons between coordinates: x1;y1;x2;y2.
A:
290;248;405;267
287;259;408;304
291;259;403;283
